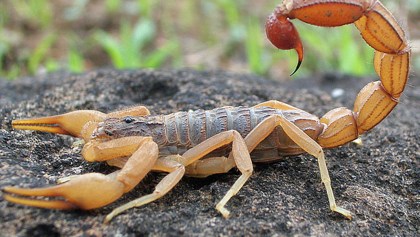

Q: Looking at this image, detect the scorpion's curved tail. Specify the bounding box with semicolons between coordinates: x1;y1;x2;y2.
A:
266;0;410;148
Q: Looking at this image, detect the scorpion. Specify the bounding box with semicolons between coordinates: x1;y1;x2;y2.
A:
3;0;410;223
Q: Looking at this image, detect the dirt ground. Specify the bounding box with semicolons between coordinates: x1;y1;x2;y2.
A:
0;69;418;236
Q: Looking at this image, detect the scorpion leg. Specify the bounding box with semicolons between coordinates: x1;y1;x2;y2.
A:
254;100;302;111
244;114;352;219
152;131;253;218
158;155;236;178
3;137;159;212
82;136;153;162
184;156;236;178
106;157;129;168
106;105;150;118
104;157;185;223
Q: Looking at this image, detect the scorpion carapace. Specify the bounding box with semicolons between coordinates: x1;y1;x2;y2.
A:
3;0;410;223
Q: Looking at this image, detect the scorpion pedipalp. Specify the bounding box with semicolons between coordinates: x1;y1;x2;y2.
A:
3;173;125;210
12;110;106;139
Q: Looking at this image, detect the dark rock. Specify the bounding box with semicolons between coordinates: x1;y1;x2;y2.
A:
0;69;418;236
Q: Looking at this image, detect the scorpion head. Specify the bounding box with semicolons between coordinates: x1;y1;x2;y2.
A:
91;115;160;141
92;117;124;140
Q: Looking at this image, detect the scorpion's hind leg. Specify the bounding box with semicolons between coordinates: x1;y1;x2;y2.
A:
244;114;352;219
254;100;303;111
3;136;159;214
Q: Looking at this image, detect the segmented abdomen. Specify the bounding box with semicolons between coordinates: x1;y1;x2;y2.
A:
155;106;322;161
162;107;267;147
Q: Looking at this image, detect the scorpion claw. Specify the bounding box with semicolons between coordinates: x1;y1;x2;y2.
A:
12;110;106;139
3;192;76;210
2;173;125;210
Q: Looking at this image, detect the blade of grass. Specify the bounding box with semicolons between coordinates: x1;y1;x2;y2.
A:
95;31;125;68
68;49;85;72
13;0;53;28
245;18;269;75
337;27;373;75
45;58;59;72
138;0;155;17
105;0;122;13
143;41;178;68
28;34;56;74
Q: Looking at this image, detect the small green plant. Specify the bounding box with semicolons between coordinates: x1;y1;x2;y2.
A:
28;34;57;74
12;0;53;29
289;23;374;76
95;19;179;69
2;0;417;79
211;0;275;76
245;18;271;76
68;48;85;73
105;0;122;13
138;0;155;17
0;36;9;78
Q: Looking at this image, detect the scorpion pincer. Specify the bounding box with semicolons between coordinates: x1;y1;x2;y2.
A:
3;0;410;223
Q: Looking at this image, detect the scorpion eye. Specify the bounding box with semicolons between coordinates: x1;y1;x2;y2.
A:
124;116;135;123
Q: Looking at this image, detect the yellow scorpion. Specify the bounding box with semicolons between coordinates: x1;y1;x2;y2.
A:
3;0;410;223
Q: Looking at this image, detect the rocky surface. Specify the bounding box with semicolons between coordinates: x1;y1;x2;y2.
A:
0;69;418;236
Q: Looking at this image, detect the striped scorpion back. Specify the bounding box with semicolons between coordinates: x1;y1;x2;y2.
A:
100;106;323;162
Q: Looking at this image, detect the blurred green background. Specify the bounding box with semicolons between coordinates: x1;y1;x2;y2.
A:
1;0;419;80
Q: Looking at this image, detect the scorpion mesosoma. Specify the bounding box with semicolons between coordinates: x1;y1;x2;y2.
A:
3;0;410;223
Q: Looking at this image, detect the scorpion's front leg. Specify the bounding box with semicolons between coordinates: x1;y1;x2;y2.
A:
108;131;253;220
3;136;158;211
104;157;186;223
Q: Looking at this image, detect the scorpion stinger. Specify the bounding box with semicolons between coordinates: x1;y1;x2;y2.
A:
265;4;304;75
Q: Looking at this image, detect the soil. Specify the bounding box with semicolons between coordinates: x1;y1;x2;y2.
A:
0;69;419;236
